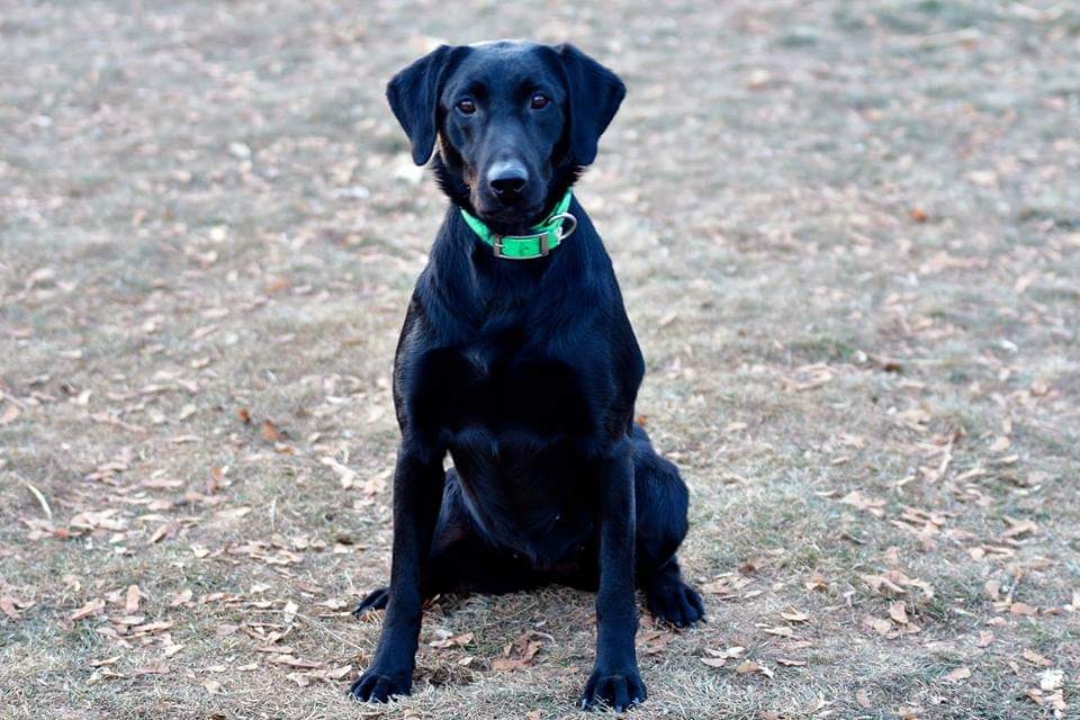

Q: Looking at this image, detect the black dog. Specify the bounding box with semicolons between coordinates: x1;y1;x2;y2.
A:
349;40;703;712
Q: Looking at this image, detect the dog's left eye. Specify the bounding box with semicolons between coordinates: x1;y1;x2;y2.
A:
530;93;551;110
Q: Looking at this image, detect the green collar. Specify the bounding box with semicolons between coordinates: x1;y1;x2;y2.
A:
460;190;577;260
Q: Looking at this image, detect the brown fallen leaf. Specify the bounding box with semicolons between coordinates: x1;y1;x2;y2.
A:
944;666;971;683
169;589;193;607
776;658;807;667
135;664;169;676
267;655;324;669
430;631;475;649
735;661;774;679
492;631;547;671
131;621;174;636
1022;649;1053;667
216;623;239;639
1002;517;1038;540
862;574;906;597
489;658;522;671
862;570;934;599
265;276;293;295
862;615;892;636
148;523;173;544
255;645;295;654
0;596;23;619
762;626;794;638
287;672;312;687
215;506;252;521
703;646;745;665
780;608;810;623
841;490;886;518
638;628;672;655
71;598;105;621
261;420;284;442
325;665;353;680
0;404;21;426
888;602;909;625
1010;602;1038;616
125;585;142;614
1043;690;1067;713
700;579;734;595
86;667;127;684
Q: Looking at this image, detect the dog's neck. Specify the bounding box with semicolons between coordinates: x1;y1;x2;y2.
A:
423;188;599;336
431;152;584;237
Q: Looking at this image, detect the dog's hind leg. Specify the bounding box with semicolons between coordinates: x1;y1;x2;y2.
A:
354;468;539;617
632;425;705;628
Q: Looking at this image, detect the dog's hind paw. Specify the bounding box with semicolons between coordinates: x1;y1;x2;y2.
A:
646;580;705;628
352;586;389;619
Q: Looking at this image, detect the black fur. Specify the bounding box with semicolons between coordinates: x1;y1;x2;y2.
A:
349;40;702;712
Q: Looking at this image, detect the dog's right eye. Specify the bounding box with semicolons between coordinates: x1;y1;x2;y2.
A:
530;93;551;110
456;99;476;115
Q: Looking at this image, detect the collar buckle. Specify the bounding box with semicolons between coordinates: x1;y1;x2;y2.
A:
492;230;551;260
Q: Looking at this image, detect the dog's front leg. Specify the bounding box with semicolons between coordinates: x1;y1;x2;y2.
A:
350;444;444;703
581;439;647;711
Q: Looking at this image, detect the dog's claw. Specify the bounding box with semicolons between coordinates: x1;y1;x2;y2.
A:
352;586;390;619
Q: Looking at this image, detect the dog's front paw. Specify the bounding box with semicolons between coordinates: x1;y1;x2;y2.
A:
348;667;411;703
579;666;647;712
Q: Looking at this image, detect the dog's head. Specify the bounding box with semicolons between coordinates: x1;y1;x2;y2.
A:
386;41;625;235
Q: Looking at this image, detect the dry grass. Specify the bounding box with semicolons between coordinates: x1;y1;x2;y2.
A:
2;1;1079;718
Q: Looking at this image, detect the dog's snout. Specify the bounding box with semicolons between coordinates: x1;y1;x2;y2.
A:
487;161;529;199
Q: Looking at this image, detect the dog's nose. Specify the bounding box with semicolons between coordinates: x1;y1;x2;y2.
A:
487;161;529;198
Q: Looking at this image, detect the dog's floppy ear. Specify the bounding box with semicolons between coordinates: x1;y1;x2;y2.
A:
555;44;626;166
387;45;458;166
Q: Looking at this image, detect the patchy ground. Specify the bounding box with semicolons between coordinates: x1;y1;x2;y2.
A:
2;1;1079;718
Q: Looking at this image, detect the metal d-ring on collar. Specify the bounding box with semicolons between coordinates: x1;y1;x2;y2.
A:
460;190;577;260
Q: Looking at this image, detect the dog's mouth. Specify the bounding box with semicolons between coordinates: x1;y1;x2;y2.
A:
469;193;546;235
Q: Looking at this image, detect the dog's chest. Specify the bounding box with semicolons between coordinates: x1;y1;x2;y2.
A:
423;343;593;437
436;345;599;561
